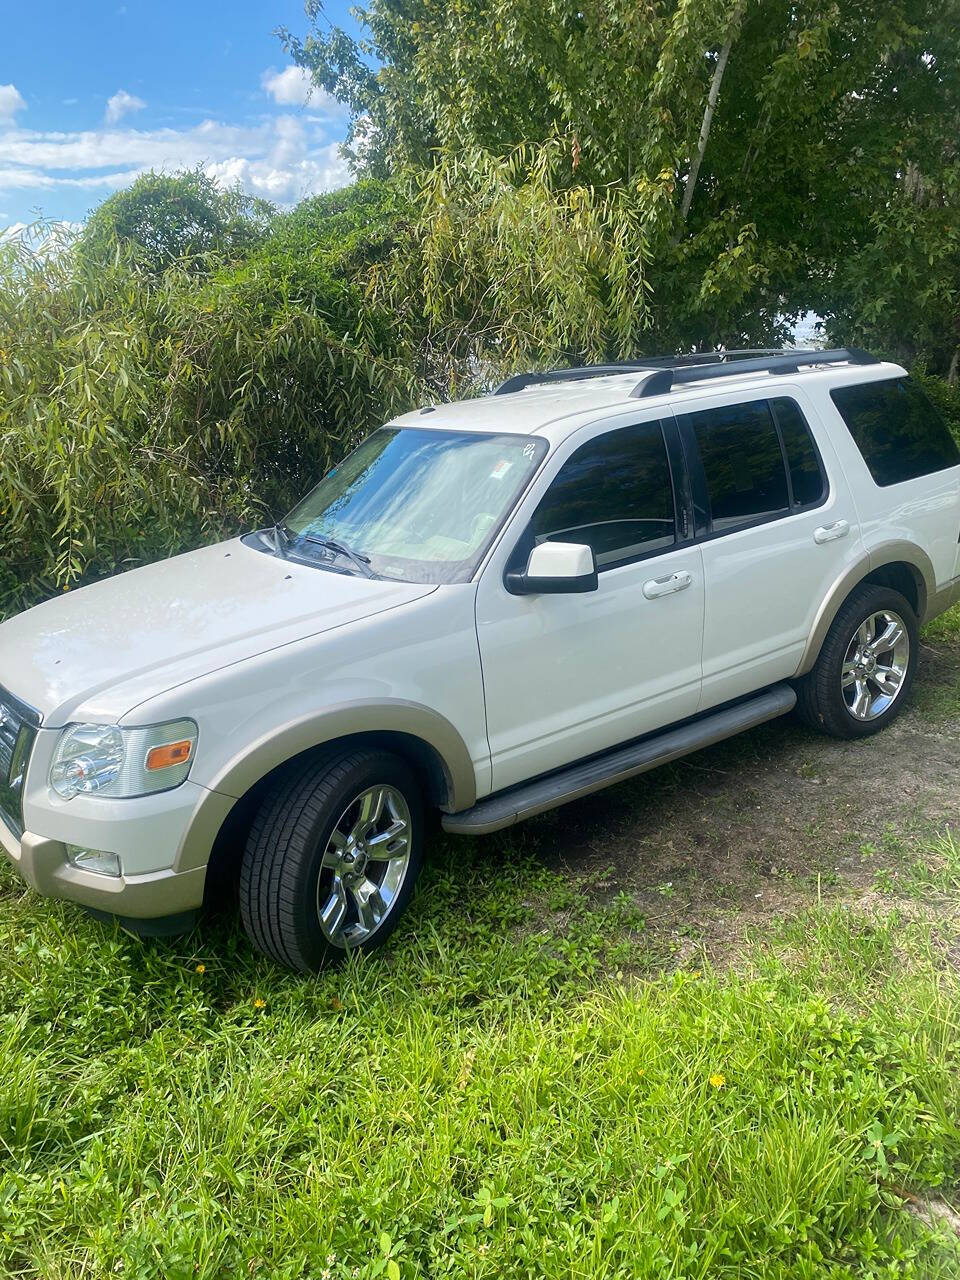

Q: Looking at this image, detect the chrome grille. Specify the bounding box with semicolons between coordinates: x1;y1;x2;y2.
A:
0;705;17;779
0;687;40;839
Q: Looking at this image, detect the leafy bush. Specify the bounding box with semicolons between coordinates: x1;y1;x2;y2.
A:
0;182;422;619
78;169;274;275
912;367;960;445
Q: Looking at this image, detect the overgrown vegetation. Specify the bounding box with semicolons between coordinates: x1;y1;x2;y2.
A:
288;0;960;370
0;3;957;611
0;178;419;616
3;0;960;613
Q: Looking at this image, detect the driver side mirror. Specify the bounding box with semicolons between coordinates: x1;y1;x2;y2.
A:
505;541;599;595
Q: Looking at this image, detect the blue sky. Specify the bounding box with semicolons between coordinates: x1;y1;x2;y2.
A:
1;1;361;231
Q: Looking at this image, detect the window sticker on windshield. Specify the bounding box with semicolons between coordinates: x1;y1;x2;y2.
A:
490;460;513;480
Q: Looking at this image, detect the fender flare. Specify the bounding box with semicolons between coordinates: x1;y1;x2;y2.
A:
174;700;477;873
795;541;936;677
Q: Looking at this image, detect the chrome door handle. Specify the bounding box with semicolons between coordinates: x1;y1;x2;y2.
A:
814;519;850;544
643;570;693;600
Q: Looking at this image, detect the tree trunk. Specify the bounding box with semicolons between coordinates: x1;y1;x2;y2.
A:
680;0;748;222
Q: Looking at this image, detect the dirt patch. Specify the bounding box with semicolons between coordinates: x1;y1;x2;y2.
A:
501;635;960;966
893;1188;960;1238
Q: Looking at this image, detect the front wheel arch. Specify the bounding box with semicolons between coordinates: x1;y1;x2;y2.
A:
198;731;448;912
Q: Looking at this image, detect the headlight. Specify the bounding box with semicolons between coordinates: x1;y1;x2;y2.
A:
50;719;198;800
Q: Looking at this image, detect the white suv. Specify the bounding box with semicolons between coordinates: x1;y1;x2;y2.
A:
1;349;958;971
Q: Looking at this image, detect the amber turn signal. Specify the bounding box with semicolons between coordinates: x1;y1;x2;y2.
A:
145;739;194;771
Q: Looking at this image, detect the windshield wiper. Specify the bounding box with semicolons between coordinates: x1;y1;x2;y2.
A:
298;533;378;579
272;522;291;558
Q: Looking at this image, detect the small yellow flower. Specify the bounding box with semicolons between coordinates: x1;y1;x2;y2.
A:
195;963;206;974
62;584;70;592
691;970;702;979
709;1073;726;1089
637;1068;645;1076
253;997;266;1010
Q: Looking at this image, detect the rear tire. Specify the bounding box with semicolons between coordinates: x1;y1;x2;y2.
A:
239;749;424;972
796;583;917;739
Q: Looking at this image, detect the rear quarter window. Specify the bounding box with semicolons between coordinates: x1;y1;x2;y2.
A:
830;377;960;487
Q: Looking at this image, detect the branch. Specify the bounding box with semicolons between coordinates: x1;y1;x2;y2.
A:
680;0;748;222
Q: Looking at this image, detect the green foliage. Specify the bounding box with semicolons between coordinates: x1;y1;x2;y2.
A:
2;836;960;1277
0;182;422;617
383;140;659;390
290;0;960;360
78;170;274;274
825;166;960;379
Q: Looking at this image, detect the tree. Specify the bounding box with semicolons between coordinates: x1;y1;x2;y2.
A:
286;0;960;363
78;169;274;273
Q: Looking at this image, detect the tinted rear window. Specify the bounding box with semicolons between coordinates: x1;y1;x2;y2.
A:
772;398;826;508
830;377;960;487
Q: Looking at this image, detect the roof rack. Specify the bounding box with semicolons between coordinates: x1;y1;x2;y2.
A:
629;347;879;398
494;363;655;396
492;347;878;398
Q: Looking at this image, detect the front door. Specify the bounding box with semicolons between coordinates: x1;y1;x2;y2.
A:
476;415;704;792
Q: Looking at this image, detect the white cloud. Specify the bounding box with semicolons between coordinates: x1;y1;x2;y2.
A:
260;65;344;118
0;85;26;124
105;89;146;124
261;65;315;107
206;142;350;204
0;114;351;206
0;163;142;191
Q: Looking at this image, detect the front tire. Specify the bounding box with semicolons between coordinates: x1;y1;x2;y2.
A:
796;583;918;739
239;749;424;972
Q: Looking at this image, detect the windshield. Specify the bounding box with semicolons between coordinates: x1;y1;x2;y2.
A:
280;427;547;583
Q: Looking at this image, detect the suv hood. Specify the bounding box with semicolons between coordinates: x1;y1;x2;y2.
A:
0;538;436;725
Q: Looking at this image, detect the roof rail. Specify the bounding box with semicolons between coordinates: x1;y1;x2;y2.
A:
494;363;655;396
630;347;878;399
493;348;879;398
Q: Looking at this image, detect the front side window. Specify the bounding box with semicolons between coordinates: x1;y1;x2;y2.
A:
684;401;789;532
830;376;960;487
281;427;546;583
529;421;676;569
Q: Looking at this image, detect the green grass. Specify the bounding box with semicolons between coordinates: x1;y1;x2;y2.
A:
922;604;960;647
2;833;960;1280
914;604;960;721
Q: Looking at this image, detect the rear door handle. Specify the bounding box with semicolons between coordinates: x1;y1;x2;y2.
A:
814;519;850;544
643;570;693;600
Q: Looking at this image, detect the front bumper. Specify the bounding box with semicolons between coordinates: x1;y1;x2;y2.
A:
0;818;206;918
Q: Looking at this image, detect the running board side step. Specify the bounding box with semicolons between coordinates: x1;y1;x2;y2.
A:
442;684;797;836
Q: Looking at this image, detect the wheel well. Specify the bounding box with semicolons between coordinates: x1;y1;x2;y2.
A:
860;561;925;619
202;731;451;911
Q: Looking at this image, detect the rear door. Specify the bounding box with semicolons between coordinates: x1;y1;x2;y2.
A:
675;390;865;709
475;413;704;791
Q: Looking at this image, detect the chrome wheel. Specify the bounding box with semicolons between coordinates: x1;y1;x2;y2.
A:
316;784;413;948
841;610;910;722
